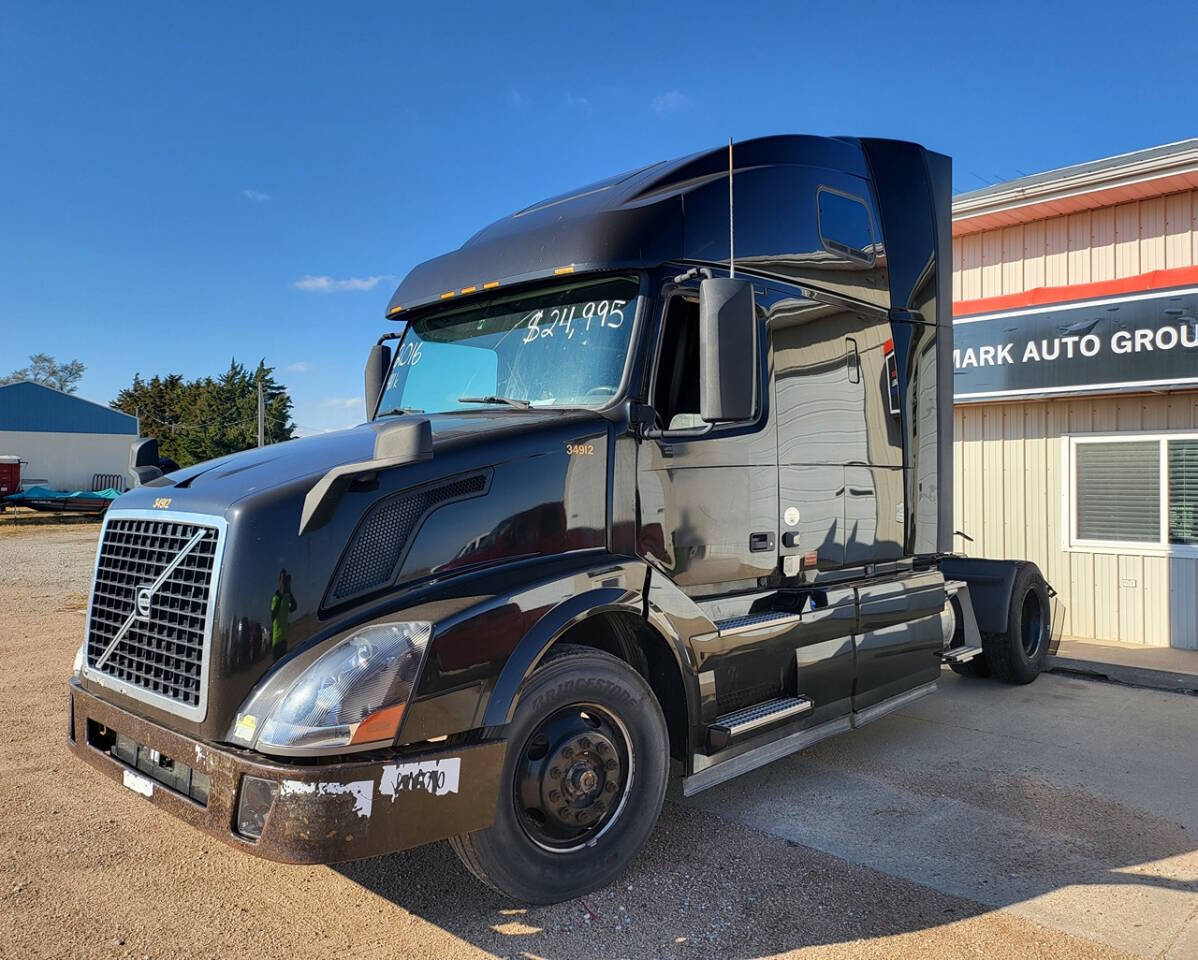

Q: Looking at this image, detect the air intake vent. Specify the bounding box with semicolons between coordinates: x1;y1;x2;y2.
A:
327;474;487;605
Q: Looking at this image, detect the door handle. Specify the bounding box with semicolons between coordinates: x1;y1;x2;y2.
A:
846;336;861;384
749;531;775;552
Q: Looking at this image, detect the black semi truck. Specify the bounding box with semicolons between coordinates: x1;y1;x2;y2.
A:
69;135;1052;904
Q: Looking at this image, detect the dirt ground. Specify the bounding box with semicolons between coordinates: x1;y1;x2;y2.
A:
0;523;1160;959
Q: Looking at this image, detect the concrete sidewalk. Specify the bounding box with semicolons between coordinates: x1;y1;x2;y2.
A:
1049;637;1198;695
685;670;1198;959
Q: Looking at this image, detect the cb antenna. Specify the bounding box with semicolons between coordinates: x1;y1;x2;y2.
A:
728;137;735;278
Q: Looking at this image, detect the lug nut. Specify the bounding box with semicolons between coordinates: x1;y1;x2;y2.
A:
548;789;561;802
605;759;617;771
604;781;617;793
561;746;574;759
596;742;609;755
550;766;561;778
580;737;592;749
558;807;570;819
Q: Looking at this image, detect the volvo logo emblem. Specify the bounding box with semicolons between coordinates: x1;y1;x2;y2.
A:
135;585;154;619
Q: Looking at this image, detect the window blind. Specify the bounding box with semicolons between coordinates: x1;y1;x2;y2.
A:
1169;439;1198;546
1076;441;1160;543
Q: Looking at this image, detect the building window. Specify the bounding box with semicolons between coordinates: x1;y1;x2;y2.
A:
1066;432;1198;554
1171;439;1198;545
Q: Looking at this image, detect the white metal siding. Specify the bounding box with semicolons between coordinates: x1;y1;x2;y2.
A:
953;395;1198;650
0;430;132;492
953;190;1198;297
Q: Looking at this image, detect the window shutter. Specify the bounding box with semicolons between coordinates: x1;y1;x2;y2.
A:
1076;441;1160;543
1169;439;1198;546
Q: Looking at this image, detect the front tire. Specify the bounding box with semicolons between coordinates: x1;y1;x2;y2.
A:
449;644;669;904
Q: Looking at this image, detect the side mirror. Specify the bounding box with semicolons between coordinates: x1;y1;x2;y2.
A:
129;437;163;486
365;343;392;418
699;277;757;423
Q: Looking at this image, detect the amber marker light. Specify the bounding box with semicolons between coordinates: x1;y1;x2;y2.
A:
483;281;500;289
553;265;575;275
440;290;456;299
387;305;403;316
350;701;408;746
460;285;477;294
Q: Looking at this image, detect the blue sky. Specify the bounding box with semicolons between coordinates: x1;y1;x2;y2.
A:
2;1;1195;434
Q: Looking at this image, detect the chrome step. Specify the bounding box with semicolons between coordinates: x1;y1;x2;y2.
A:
709;696;812;750
714;610;802;636
941;645;984;664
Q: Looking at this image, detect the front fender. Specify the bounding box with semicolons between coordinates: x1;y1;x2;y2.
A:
396;553;649;743
395;554;712;756
480;584;644;727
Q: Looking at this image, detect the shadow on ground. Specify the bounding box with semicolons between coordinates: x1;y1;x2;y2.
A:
334;796;1126;959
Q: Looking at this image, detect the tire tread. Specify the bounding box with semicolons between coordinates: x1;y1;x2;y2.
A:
448;643;668;903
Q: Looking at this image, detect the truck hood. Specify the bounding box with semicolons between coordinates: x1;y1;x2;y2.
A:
116;409;597;517
92;408;612;742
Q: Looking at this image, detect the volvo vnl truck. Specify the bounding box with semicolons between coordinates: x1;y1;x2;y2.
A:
69;135;1052;904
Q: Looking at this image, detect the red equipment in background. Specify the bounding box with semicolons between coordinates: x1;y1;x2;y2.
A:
0;456;20;497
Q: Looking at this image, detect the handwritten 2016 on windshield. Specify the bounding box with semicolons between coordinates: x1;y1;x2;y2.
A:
522;300;627;343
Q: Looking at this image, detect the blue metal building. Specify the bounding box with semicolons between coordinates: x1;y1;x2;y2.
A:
0;381;139;491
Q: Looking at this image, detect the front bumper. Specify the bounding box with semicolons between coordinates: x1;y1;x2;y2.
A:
68;679;506;864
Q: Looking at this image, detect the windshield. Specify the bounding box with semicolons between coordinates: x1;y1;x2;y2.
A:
376;274;641;415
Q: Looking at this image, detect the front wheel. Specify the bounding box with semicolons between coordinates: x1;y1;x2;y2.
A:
449;644;669;903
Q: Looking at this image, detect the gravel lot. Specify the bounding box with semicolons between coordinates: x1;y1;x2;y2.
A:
1;522;1191;959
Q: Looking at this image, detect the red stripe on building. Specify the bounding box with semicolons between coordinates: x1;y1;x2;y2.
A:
953;264;1198;319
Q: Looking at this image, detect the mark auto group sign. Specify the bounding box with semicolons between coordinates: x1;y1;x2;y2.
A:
952;285;1198;401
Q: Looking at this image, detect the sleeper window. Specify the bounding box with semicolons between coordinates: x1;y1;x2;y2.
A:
817;189;875;263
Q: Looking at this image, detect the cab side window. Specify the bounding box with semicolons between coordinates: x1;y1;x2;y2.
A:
652;297;703;430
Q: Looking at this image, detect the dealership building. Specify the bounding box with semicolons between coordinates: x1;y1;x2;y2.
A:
951;139;1198;651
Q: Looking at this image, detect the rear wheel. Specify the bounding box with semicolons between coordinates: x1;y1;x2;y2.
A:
982;563;1050;684
449;644;669;903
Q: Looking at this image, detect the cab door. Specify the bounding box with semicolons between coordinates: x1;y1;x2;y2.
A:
636;284;778;593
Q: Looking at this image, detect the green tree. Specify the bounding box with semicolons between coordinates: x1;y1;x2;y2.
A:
113;359;294;467
1;353;86;392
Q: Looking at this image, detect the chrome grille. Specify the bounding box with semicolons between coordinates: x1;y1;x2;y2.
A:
84;511;224;720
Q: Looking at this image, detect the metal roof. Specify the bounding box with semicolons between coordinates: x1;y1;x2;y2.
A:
0;381;139;435
952;139;1198;235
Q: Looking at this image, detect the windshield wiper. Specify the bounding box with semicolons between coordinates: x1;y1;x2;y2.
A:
458;395;531;409
377;406;424;417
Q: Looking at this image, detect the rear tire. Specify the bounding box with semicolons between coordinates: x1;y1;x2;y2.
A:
982;563;1050;684
449;644;669;904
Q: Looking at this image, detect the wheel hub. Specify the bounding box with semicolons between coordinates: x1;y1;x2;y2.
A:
515;706;630;850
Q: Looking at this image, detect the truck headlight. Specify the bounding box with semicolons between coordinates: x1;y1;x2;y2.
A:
257;621;431;752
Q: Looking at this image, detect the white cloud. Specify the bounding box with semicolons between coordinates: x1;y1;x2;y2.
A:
564;91;591;111
506;88;528;109
293;274;390;293
242;189;271;202
286;362;310;373
651;90;694;115
322;396;362;410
